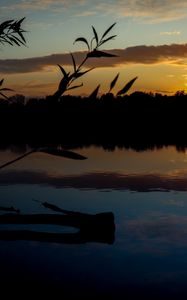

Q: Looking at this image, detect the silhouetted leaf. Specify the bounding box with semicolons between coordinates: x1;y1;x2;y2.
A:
0;18;27;47
58;64;68;78
92;26;99;46
18;31;26;43
70;52;76;72
2;40;13;46
9;36;21;46
41;148;87;160
109;73;119;92
0;20;14;29
101;22;116;39
117;77;138;96
74;37;90;51
11;35;26;45
0;79;4;86
89;84;100;98
67;83;83;90
15;17;25;28
87;50;117;58
99;35;117;46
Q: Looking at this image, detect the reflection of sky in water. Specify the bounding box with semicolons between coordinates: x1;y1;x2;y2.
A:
1;146;187;297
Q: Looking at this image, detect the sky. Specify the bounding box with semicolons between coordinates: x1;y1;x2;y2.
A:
1;0;187;97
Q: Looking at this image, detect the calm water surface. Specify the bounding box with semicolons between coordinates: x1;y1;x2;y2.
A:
0;145;187;298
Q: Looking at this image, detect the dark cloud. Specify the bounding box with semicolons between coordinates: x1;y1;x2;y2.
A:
1;43;187;74
1;170;187;192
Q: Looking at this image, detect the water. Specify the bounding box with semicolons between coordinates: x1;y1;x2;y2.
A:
0;145;187;298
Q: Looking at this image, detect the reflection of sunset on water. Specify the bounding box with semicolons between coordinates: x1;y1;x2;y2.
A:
1;0;187;297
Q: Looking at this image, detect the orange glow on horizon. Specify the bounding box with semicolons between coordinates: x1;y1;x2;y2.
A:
3;62;187;98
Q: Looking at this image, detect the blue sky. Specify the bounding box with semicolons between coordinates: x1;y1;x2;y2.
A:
1;0;187;97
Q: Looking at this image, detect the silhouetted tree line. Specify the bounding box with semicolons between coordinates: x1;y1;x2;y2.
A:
1;91;187;151
1;19;187;151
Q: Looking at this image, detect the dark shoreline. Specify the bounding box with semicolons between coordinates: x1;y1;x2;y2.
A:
1;92;187;152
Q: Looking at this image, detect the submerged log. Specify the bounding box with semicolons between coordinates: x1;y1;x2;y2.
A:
0;212;115;244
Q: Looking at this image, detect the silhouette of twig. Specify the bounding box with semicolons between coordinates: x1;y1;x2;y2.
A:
0;205;20;214
0;149;36;170
33;199;89;215
53;23;118;100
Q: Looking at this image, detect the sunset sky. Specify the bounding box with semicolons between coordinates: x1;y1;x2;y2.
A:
1;0;187;97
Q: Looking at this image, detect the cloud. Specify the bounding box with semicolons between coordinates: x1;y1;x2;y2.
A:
96;0;187;22
2;0;86;12
1;170;187;192
3;0;187;22
75;10;97;17
160;30;181;35
1;43;187;74
0;53;73;74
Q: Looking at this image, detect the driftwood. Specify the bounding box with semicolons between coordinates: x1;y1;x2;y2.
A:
0;211;115;244
0;206;20;214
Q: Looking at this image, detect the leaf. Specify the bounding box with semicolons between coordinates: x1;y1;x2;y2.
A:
73;37;90;51
117;77;138;96
58;64;68;78
101;22;116;39
109;73;119;92
67;83;83;90
4;40;13;46
70;52;76;73
8;36;21;46
40;148;87;160
92;26;99;46
10;35;25;45
89;84;100;98
18;31;26;43
99;35;117;46
0;79;4;86
87;50;118;58
0;20;14;29
16;17;25;28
